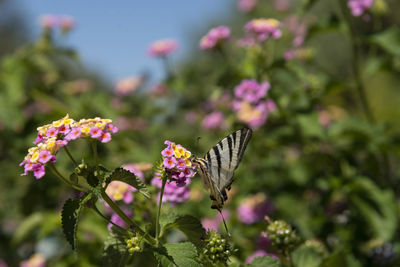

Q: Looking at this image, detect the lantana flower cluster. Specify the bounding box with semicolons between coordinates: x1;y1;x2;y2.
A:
347;0;374;17
233;79;277;129
244;18;282;43
152;140;196;205
20;115;118;179
199;26;231;50
39;14;75;33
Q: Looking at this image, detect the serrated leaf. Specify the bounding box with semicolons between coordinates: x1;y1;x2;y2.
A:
106;167;150;199
160;213;205;247
291;246;323;267
153;242;202;267
249;256;281;267
102;226;130;267
61;194;92;250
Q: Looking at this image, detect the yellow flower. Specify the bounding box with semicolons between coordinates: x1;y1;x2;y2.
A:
81;126;91;135
95;122;106;129
184;150;191;159
53;120;64;127
31;152;40;163
185;158;192;167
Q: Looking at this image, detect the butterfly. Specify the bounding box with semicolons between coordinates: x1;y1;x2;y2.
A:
192;128;252;233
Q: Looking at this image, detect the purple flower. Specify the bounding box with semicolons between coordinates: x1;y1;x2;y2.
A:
33;164;45;179
106;123;119;134
234;80;270;104
200;26;231;50
148;39;178;57
201;111;227;130
237;193;274;224
58;124;70;135
39;14;58;29
152;177;191;205
107;208;133;231
348;0;374;17
33;134;43;145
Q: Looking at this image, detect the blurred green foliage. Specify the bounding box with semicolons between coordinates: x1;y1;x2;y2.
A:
1;0;400;266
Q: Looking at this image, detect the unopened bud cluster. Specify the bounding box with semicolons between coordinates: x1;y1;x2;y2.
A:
202;231;232;264
126;236;141;254
266;219;300;250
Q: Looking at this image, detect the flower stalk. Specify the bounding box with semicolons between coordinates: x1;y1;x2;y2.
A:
155;177;167;246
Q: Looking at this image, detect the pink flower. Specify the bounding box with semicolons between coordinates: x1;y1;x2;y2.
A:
148;39;178;57
237;193;274;224
123;164;144;180
56;140;68;149
38;150;52;164
161;148;174;157
234;80;270;104
33;164;45;179
238;0;258;12
348;0;374;17
106;124;118;134
100;132;111;143
65;127;81;140
114;76;144;96
107;208;133;230
163;157;177;169
185;111;199;124
201;111;227;130
274;0;291;12
202;209;231;231
39;15;58;29
106;181;136;204
245;18;282;43
46;127;58;138
200;26;231;50
90;127;102;139
59;15;75;33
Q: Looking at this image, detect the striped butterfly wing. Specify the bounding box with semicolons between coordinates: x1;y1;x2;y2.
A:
203;127;252;210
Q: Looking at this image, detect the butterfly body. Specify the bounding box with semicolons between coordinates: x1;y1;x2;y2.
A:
193;127;253;211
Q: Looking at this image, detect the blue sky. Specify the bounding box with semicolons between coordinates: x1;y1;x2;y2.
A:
19;1;233;82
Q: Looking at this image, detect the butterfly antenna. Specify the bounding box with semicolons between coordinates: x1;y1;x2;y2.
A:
196;136;201;150
218;209;231;237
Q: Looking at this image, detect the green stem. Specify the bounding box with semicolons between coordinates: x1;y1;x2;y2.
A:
48;163;86;192
91;204;126;232
64;146;78;167
91;140;99;171
338;0;375;122
155;177;167;246
101;190;156;246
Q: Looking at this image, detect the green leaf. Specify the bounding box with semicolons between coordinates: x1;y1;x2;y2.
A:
160;213;205;247
153;242;202;267
370;26;400;56
61;194;92;250
350;178;398;241
321;251;361;267
106;167;150;199
249;256;281;267
11;212;44;245
291;246;323;267
297;112;324;139
102;226;130;267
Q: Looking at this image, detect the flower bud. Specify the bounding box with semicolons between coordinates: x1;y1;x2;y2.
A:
201;230;232;264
